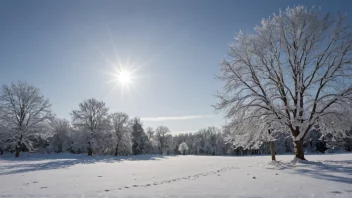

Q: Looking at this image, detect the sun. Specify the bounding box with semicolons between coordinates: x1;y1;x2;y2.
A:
118;71;131;85
103;62;140;100
117;70;132;85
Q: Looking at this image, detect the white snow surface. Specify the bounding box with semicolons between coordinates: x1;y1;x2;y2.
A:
0;153;351;198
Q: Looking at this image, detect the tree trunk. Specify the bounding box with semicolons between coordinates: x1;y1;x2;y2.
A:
58;143;63;153
15;146;20;157
160;145;163;155
115;143;119;156
0;150;3;155
14;138;22;157
87;141;92;156
15;140;22;157
270;141;276;161
88;147;93;156
294;139;306;160
87;138;93;156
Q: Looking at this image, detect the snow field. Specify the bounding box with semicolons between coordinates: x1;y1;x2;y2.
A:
0;154;351;197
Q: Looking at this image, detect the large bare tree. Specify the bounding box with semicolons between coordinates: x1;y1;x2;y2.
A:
155;126;170;154
111;112;129;156
71;98;109;156
0;106;7;155
146;127;154;140
216;6;352;160
0;81;52;157
49;118;71;153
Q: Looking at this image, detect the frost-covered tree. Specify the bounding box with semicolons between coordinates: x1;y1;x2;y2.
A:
318;104;352;150
171;127;230;155
71;98;109;156
207;127;221;155
216;6;352;160
155;126;170;154
197;129;208;154
69;129;87;154
0;117;6;155
225;115;284;160
149;138;159;154
186;133;200;154
146;127;154;140
97;130;115;155
0;81;52;157
48;118;71;153
178;142;189;155
111;112;129;156
0;106;6;155
118;130;133;155
131;117;148;155
165;134;174;154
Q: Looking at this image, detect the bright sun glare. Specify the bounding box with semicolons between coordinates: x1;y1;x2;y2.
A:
117;70;132;85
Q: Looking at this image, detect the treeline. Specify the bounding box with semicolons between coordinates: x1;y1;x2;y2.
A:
0;82;351;157
0;81;232;157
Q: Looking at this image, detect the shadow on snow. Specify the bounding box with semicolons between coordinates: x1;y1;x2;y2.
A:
0;154;175;176
268;159;352;185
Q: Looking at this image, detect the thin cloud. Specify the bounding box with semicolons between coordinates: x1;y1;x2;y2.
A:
171;129;198;135
141;115;213;122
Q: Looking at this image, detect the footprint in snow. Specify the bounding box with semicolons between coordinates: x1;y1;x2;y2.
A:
132;185;138;187
98;176;102;177
124;186;129;189
40;187;48;189
252;177;256;179
104;189;110;192
32;181;39;184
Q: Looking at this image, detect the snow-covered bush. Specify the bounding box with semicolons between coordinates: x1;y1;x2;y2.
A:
178;142;189;155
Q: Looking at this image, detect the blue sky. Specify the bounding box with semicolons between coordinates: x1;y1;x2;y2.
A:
0;0;351;134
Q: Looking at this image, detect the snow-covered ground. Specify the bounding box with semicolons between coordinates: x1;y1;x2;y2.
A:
0;153;351;198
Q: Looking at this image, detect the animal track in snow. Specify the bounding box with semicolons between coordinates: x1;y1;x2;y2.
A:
115;165;238;191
